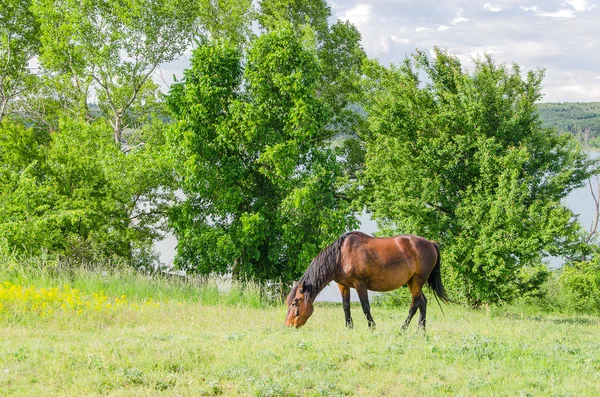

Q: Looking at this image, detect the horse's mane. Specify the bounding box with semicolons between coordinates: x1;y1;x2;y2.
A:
298;231;369;300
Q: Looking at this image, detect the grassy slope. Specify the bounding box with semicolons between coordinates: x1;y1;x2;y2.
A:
2;293;600;397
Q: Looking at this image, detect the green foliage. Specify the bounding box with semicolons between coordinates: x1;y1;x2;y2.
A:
259;0;366;137
31;0;202;143
558;259;600;313
538;102;600;147
196;0;254;45
0;119;171;264
360;48;598;305
258;0;331;38
0;0;40;121
167;27;357;282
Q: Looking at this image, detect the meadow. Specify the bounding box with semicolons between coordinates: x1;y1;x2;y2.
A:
1;265;600;397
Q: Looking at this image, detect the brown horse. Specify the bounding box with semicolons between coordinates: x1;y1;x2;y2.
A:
285;231;449;330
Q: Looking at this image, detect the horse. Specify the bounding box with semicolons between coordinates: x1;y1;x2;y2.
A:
285;231;450;330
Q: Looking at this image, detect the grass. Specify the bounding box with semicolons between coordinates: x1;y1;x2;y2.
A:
0;260;266;308
1;266;600;396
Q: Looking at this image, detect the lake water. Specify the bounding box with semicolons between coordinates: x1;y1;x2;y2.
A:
154;151;600;302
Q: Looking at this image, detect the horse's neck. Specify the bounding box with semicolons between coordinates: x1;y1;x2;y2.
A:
307;273;335;303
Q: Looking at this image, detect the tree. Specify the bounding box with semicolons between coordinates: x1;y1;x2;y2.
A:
1;0;254;266
32;0;252;146
259;0;366;137
360;48;598;305
32;0;199;144
166;26;357;282
0;117;173;264
0;0;40;122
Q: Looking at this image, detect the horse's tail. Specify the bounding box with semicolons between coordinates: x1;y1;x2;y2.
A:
427;242;451;304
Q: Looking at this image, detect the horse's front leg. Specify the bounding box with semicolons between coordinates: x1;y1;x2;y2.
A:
356;283;376;328
338;284;353;328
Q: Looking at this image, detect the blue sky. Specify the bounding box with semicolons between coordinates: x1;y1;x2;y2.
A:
159;0;600;103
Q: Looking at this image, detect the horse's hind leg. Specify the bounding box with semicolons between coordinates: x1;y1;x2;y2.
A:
402;294;420;330
338;284;353;328
356;283;376;328
402;279;426;331
418;293;427;331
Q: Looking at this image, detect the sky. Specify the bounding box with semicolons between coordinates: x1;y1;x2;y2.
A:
158;1;599;104
330;0;600;102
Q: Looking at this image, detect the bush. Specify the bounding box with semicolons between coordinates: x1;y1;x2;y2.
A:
558;259;600;313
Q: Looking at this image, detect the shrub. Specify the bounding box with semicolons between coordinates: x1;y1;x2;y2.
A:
558;258;600;313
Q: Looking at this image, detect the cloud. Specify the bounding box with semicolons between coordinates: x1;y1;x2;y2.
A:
536;8;577;18
565;0;597;12
341;4;372;28
520;6;539;12
483;3;502;12
520;0;597;18
451;8;469;24
452;16;469;24
390;35;410;44
328;0;600;101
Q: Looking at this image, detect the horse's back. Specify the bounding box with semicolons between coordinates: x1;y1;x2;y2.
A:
336;232;437;292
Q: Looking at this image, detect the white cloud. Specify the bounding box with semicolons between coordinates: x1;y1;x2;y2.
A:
452;16;469;24
451;8;469;25
520;6;540;12
342;4;372;28
390;35;410;44
544;83;600;102
538;8;577;17
520;5;576;18
331;0;599;102
483;3;502;12
565;0;597;12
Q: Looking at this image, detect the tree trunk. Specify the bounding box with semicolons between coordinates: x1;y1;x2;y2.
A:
232;257;240;281
113;110;123;145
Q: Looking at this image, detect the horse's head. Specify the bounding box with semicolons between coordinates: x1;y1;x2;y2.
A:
285;281;314;328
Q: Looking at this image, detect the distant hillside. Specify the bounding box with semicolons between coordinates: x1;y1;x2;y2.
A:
538;102;600;147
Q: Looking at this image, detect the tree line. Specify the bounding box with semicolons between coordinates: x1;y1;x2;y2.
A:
538;102;600;148
1;0;599;306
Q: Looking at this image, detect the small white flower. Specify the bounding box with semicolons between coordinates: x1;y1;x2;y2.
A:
4;369;8;374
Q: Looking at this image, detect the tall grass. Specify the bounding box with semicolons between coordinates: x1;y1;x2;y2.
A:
0;257;268;308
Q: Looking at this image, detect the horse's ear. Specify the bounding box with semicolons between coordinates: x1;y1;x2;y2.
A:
299;281;305;293
292;281;298;288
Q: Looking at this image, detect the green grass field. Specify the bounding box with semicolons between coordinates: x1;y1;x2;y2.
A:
1;268;600;396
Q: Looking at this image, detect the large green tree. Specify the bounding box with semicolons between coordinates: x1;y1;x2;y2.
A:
0;0;39;122
0;119;161;262
360;49;597;305
259;0;366;137
31;0;203;145
166;26;358;281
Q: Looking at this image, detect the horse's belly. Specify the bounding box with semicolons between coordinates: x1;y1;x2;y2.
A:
365;268;414;292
